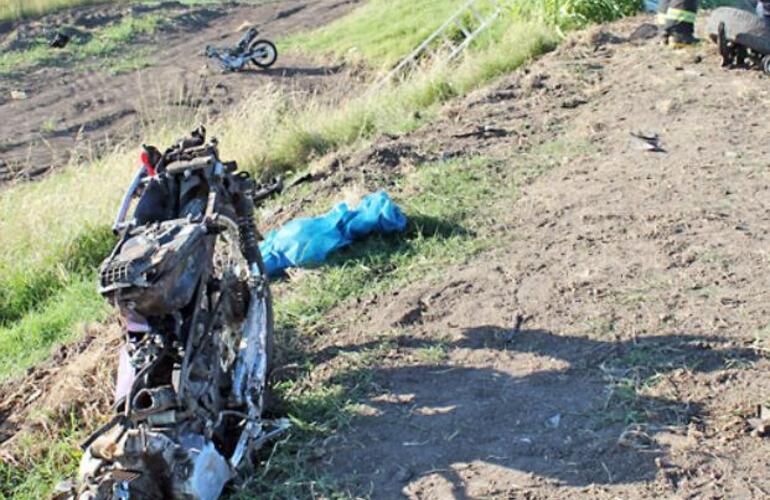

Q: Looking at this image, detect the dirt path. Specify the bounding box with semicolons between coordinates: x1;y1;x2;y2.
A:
281;17;770;499
0;0;361;183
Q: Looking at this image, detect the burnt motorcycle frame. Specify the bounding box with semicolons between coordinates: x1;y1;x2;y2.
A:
76;127;287;499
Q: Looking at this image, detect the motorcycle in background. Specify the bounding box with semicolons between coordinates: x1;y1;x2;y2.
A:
205;27;278;72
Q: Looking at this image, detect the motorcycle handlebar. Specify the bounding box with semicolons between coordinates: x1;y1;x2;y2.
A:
158;127;212;169
179;136;204;150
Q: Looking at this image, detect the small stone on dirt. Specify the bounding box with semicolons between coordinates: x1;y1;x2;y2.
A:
747;405;770;437
546;413;561;429
10;90;27;100
629;23;658;41
629;131;665;153
395;466;414;483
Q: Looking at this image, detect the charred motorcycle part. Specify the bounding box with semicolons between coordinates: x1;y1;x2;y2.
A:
75;127;285;500
132;386;178;415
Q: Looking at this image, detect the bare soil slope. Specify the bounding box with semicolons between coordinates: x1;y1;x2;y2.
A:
283;17;770;499
0;0;361;183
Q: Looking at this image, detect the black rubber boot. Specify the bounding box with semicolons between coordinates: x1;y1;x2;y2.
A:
670;31;699;47
660;0;699;47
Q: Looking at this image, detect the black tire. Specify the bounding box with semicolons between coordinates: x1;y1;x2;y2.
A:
248;39;277;68
717;21;732;66
706;7;770;55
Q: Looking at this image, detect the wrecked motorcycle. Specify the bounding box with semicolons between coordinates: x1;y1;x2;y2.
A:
205;27;278;72
71;127;287;499
707;6;770;74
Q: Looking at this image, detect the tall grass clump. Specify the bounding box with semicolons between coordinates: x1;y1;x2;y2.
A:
513;0;642;30
256;20;557;171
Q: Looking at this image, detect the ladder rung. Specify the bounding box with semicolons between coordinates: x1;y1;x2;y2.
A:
453;19;472;39
469;6;486;26
440;39;456;55
373;0;505;89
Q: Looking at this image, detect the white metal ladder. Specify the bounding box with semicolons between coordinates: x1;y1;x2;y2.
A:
373;0;505;89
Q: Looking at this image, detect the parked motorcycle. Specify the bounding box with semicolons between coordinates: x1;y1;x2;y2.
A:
205;27;278;72
71;127;287;499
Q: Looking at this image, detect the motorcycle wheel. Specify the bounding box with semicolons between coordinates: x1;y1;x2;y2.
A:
248;39;278;68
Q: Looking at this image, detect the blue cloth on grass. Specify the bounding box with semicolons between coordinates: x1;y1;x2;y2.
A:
260;191;407;276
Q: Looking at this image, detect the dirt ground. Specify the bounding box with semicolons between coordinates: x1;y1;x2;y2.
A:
273;16;770;499
4;11;770;500
0;0;361;183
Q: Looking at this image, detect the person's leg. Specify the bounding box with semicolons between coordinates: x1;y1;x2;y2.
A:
665;0;699;46
658;0;672;32
658;0;672;42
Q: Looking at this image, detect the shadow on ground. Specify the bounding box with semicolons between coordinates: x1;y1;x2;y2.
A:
309;327;756;498
259;65;345;78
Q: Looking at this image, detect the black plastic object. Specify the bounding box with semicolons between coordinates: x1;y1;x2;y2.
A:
50;31;70;48
99;221;212;316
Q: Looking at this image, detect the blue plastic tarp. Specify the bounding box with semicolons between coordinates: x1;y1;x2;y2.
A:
259;191;407;276
644;0;658;12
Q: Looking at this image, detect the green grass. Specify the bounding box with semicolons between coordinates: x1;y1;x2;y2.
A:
269;20;558;170
512;0;642;31
0;13;165;75
285;0;641;68
275;158;506;328
0;225;115;325
40;117;58;134
285;0;467;68
0;276;110;380
103;53;152;74
0;416;85;499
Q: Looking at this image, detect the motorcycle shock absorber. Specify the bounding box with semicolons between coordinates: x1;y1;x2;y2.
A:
235;195;262;269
